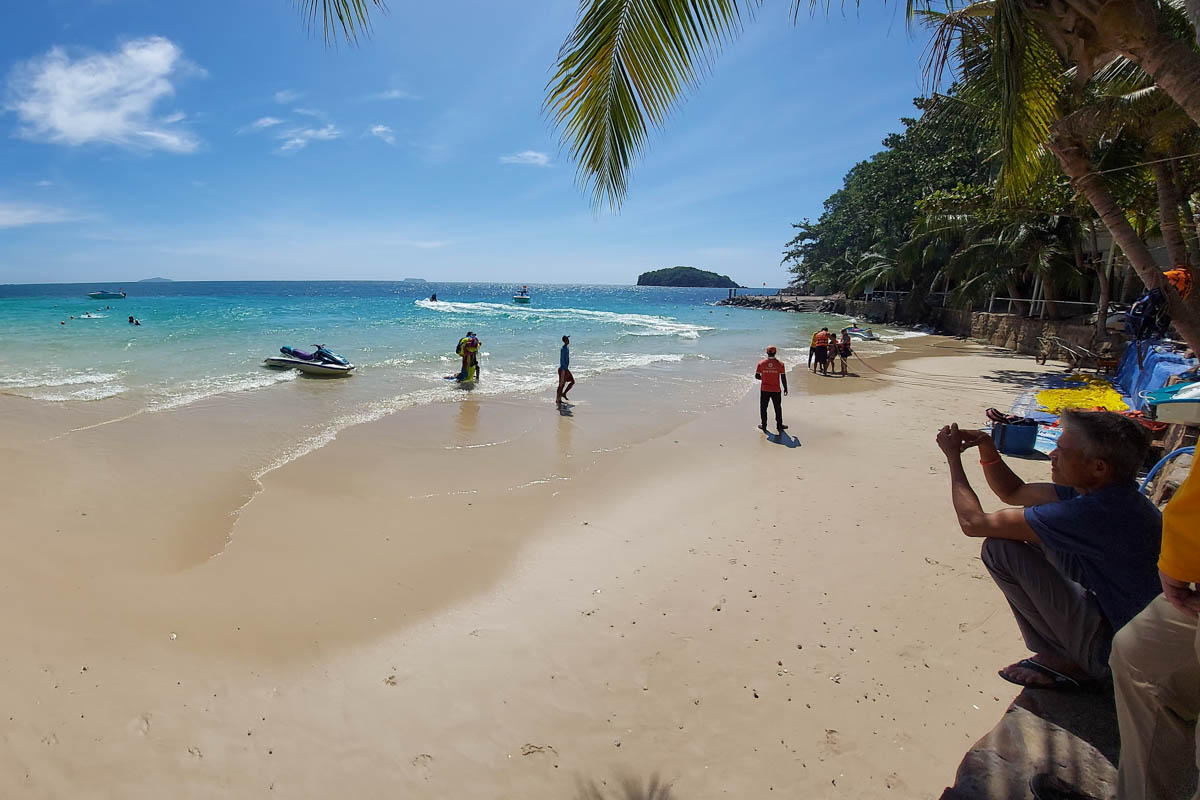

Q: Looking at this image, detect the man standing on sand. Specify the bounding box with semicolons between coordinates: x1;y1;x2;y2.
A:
755;345;788;434
813;327;831;375
556;335;575;407
935;411;1162;692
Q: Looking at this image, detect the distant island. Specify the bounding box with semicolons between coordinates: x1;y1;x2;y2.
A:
636;266;740;288
138;277;173;283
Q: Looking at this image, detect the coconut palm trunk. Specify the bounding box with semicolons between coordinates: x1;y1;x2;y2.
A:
1153;159;1190;267
1086;0;1200;130
1049;132;1200;351
1174;161;1200;268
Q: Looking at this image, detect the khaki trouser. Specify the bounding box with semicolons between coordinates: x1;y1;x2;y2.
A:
981;538;1113;680
1111;594;1200;800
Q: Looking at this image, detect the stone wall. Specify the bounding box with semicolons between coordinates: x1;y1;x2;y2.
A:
835;299;1111;359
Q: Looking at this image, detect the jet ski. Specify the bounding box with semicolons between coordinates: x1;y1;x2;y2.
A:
264;345;355;376
845;325;880;341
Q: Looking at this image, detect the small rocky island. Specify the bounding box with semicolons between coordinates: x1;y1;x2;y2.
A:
636;266;740;288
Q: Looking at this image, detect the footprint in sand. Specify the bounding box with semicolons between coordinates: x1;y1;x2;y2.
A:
412;753;433;781
520;743;558;757
127;713;152;737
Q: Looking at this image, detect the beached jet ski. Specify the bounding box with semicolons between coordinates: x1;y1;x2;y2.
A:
264;345;355;376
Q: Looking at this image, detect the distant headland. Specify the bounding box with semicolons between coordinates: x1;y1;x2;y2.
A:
636;266;740;288
138;277;173;283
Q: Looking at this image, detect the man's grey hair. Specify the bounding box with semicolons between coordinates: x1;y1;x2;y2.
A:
1060;410;1150;484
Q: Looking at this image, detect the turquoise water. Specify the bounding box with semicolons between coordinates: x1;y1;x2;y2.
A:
1;281;918;477
0;281;870;406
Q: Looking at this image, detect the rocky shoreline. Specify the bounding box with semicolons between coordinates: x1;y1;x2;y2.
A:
715;294;836;313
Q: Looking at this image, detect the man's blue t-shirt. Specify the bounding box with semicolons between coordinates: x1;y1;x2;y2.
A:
1024;483;1162;631
560;345;570;371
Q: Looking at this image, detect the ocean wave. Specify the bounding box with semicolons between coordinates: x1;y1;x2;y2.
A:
415;299;713;338
0;370;122;389
148;369;298;412
36;384;128;402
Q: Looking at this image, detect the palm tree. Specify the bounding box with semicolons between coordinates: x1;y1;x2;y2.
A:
924;3;1200;348
294;0;386;44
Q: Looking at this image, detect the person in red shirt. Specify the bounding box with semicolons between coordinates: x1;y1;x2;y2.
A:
755;345;788;433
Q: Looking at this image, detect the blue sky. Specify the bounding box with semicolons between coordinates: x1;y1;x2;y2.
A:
0;1;933;286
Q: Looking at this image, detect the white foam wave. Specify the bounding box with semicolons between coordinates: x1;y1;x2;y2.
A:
415;299;712;338
877;329;929;342
148;369;298;412
36;385;127;402
0;371;121;389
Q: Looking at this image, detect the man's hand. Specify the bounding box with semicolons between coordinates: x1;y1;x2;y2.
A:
936;424;965;458
1160;570;1200;618
958;429;994;451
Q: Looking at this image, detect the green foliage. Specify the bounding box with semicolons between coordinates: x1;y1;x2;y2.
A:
782;95;996;290
636;266;740;287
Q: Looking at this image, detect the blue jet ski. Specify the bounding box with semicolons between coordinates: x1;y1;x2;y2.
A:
264;345;355;376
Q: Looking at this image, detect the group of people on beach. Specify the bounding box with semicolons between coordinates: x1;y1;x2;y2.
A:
935;413;1199;800
807;326;852;376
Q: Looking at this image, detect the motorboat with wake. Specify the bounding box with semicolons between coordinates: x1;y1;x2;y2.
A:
264;345;355;376
513;285;532;304
87;290;126;300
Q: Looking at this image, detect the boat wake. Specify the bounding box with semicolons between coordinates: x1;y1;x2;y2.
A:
415;299;712;339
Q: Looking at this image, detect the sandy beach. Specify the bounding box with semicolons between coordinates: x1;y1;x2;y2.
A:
0;336;1067;798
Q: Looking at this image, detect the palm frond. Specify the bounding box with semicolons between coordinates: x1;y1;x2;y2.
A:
545;0;755;211
294;0;386;45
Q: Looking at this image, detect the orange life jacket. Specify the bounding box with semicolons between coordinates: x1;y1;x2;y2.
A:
814;331;830;347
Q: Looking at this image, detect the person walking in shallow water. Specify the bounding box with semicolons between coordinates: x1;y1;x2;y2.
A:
755;346;788;434
556;335;575;407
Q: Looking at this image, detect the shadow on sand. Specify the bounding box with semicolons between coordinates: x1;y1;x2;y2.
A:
576;774;675;800
759;427;801;448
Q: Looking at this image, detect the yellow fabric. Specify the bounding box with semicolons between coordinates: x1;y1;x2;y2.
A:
1035;376;1129;414
1159;459;1200;583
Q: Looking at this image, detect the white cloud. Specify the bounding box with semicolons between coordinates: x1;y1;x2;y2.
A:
34;180;54;187
293;107;326;118
278;123;341;153
0;202;75;228
6;36;202;153
248;116;283;130
369;124;396;145
274;89;301;104
499;150;552;167
395;239;451;249
372;89;417;100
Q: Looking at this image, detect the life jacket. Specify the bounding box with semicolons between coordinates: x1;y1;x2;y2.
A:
461;336;480;354
814;331;830;347
1124;288;1171;340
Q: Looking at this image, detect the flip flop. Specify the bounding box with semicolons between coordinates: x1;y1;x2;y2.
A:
998;659;1099;692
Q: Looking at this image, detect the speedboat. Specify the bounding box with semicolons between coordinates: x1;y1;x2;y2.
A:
845;325;880;341
87;291;126;300
513;285;532;304
264;345;355;376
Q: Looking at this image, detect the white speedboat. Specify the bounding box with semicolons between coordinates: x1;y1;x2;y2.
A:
87;290;126;300
513;285;532;304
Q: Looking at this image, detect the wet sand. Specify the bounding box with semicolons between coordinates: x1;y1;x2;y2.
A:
0;337;1065;797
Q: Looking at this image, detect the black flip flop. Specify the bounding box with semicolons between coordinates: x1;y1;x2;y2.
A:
998;659;1099;692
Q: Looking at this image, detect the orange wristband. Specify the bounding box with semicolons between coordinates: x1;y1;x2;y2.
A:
980;456;1002;467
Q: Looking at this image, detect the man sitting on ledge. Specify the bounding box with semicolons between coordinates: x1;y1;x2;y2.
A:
935;410;1162;690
